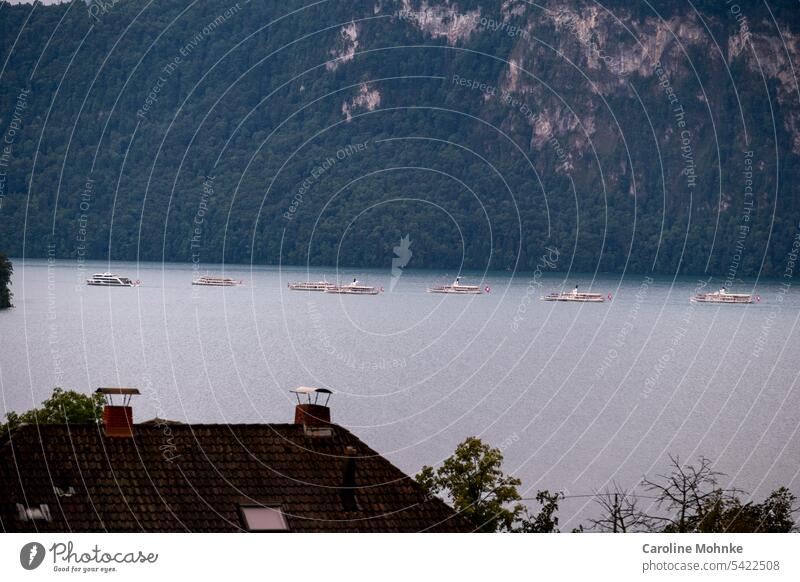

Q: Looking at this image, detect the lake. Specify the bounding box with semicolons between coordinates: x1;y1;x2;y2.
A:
1;259;798;528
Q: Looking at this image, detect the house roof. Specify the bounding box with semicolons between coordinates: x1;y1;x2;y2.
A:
0;422;472;533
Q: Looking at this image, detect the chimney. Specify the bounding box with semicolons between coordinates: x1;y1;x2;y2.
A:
341;445;358;511
96;388;140;438
290;386;333;428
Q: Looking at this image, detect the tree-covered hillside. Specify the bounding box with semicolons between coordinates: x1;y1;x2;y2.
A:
0;252;11;308
1;0;798;276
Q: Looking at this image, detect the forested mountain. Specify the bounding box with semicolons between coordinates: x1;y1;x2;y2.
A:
0;253;11;308
1;0;798;276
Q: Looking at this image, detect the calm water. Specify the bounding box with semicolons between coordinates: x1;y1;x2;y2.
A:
2;259;799;527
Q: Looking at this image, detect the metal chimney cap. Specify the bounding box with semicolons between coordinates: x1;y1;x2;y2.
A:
96;387;141;395
290;386;332;395
290;386;333;407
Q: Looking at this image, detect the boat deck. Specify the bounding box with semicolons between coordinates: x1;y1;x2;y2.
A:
289;282;334;291
542;292;605;303
427;285;482;294
691;293;754;304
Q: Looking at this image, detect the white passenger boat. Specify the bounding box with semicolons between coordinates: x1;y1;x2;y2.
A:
86;272;139;287
427;276;483;294
288;280;334;291
691;287;756;304
542;285;605;302
191;275;242;287
325;278;381;295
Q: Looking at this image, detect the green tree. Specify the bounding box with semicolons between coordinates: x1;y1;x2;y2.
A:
0;253;12;309
416;437;566;533
695;487;796;533
0;387;104;436
416;437;524;532
517;490;565;533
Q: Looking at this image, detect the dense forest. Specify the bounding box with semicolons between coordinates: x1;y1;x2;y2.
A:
0;0;799;276
0;253;11;308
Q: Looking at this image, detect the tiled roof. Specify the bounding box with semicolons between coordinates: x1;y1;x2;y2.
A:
0;422;472;532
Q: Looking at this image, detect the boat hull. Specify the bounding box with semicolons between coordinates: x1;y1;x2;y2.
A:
542;293;604;303
86;281;135;287
86;273;136;287
325;286;379;295
427;286;482;294
691;294;753;304
192;277;240;286
192;282;239;286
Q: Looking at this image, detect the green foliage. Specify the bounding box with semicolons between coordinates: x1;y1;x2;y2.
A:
416;436;524;532
0;1;797;276
516;490;564;533
695;487;796;533
423;441;796;533
416;436;565;532
0;253;11;309
0;387;104;436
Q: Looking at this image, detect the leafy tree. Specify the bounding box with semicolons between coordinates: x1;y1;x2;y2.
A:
417;436;565;532
0;387;104;436
517;490;564;533
0;253;12;309
416;436;524;532
695;486;796;533
755;487;797;532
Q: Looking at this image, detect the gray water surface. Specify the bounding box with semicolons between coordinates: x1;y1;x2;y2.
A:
2;259;798;527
